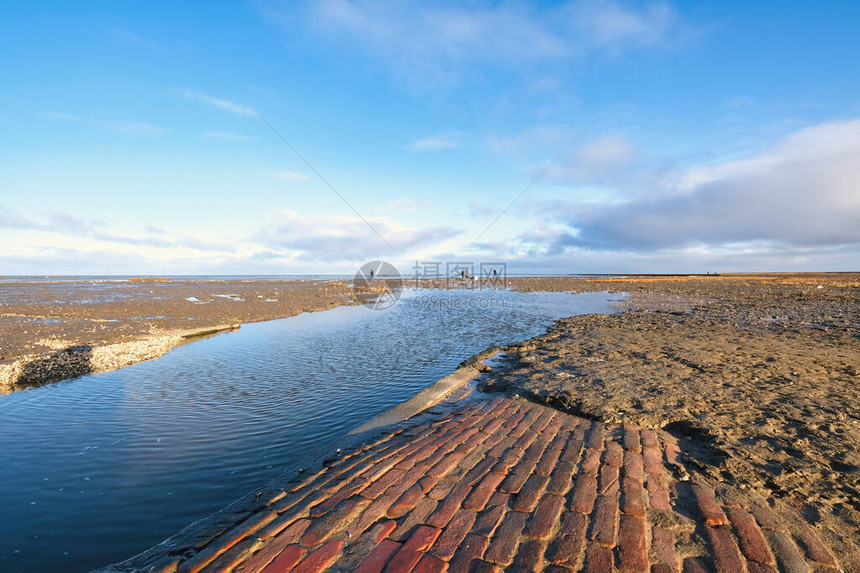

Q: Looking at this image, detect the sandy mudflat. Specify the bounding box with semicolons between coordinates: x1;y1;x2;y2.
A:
485;273;860;558
0;278;372;391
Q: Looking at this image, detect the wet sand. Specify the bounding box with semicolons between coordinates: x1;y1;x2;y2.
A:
0;279;370;391
485;273;860;560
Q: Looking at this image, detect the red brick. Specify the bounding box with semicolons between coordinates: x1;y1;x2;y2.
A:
463;457;496;485
643;447;663;475
727;508;775;565
641;429;660;449
235;520;311;572
525;494;564;540
512;539;546;572
560;438;584;464
651;526;680;572
513;475;550;512
259;544;306;573
365;520;398;545
598;464;620;497
584;543;614;573
589;495;619;547
427;476;458;501
522;435;551;465
361;468;407;499
432;509;477;560
706;526;748;573
390;497;438;542
412;553;449;573
427;451;466;479
179;511;274;573
500;461;535;493
535;434;567;475
605;442;624;467
471;561;501;573
646;474;671;511
345;494;401;539
692;484;729;527
682;557;710;573
664;440;681;466
463;471;506;510
484;511;528;565
797;527;838;567
204;537;262;572
548;512;587;566
581;448;602;475
570;474;598;513
386;484;425;519
746;563;779;573
257;515;311;543
363;452;408;482
586;423;605;450
533;410;558;433
427;484;471;528
448;534;489;570
303;496;370;546
765;530;810;573
618;515;648;572
547;460;577;495
291;539;343;573
573;421;587;441
386;526;442;571
747;502;784;532
509;412;539;440
623;451;645;481
621;477;647;517
474;497;508;537
403;524;442;552
623;425;641;452
353;539;401;573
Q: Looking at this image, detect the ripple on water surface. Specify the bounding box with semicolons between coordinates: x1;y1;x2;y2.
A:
0;289;618;572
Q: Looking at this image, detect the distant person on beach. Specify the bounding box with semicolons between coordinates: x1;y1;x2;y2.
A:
369;269;374;280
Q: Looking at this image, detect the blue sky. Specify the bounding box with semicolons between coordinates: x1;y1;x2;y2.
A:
2;1;859;275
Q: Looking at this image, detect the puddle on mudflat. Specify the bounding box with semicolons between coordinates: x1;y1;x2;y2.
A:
0;289;620;572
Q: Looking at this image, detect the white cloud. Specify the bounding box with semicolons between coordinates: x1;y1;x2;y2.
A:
204;130;256;142
267;170;310;182
526;119;860;254
547;135;638;181
255;210;461;262
408;133;462;151
267;1;686;88
182;89;256;116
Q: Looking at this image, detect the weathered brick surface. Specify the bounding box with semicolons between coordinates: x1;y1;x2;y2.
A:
618;514;648;572
693;483;729;527
589;494;619;547
728;507;776;565
431;509;477;560
164;396;846;573
525;493;564;540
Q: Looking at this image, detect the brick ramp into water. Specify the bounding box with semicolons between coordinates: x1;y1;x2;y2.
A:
132;396;851;573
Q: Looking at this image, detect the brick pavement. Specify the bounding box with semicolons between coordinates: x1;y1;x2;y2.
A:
146;394;853;573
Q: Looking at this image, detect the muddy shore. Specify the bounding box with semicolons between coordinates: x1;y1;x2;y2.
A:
0;279;374;392
484;273;860;561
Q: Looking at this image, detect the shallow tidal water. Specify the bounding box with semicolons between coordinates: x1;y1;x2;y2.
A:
0;289;617;572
